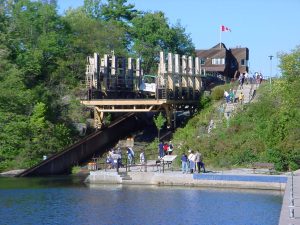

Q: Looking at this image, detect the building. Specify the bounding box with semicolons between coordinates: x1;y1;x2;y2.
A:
196;43;249;78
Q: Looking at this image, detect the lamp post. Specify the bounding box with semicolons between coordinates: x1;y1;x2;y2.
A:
268;55;273;86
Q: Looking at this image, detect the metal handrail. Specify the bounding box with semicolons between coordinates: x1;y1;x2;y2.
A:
90;151;177;173
289;171;295;219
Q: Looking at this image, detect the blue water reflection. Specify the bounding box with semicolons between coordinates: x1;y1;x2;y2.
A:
0;177;283;225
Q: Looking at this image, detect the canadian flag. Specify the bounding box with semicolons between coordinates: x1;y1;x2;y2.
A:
221;25;231;32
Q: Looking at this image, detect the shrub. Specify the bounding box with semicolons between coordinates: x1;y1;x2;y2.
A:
211;86;224;100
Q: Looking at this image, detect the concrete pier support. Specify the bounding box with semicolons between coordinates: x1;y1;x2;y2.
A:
167;53;175;94
175;54;182;99
188;56;195;99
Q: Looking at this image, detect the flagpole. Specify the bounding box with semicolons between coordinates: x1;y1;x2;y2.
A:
219;25;222;48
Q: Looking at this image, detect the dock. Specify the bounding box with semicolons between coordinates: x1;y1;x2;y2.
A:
279;169;300;224
86;165;287;191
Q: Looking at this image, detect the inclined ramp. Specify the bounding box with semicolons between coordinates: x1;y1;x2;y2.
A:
17;113;142;177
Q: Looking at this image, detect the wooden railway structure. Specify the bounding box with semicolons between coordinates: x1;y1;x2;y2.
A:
81;51;204;128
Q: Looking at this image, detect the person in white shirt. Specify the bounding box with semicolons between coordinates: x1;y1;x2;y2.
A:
188;150;195;174
244;71;249;84
139;151;146;172
224;90;230;103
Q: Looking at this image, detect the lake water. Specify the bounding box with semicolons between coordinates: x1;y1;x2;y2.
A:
0;176;283;225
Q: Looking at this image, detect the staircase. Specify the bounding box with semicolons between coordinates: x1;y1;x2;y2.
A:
235;83;254;104
205;83;257;133
157;88;167;99
224;83;256;119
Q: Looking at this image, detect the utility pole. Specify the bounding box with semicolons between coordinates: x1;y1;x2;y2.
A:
268;55;273;86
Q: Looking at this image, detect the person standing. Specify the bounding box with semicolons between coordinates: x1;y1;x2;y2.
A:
139;151;147;172
198;151;206;173
188;150;195;174
224;90;230;103
239;92;245;105
158;141;164;158
259;73;263;84
167;141;173;155
181;153;188;173
244;71;249;84
116;147;122;168
194;151;201;173
163;142;169;156
239;73;245;89
127;147;134;165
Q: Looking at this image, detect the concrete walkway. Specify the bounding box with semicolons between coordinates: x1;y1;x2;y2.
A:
279;169;300;225
86;164;287;191
224;83;255;119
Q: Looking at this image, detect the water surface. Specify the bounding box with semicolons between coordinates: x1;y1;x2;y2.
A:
0;176;283;225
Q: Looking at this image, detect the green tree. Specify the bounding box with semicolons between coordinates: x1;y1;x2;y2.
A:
101;0;139;50
64;9;126;57
0;113;30;170
279;46;300;81
101;0;137;23
9;0;67;87
131;12;195;73
153;112;166;140
83;0;102;19
167;22;195;56
0;1;76;170
131;12;169;73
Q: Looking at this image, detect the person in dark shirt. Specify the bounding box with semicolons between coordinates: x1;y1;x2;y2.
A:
168;141;173;155
181;153;188;173
158;141;164;158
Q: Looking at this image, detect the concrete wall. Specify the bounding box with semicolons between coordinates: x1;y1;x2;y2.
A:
86;171;287;191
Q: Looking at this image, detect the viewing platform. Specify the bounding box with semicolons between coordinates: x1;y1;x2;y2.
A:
81;98;198;112
82;51;203;128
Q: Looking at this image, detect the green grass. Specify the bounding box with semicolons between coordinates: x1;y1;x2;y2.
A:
168;80;300;172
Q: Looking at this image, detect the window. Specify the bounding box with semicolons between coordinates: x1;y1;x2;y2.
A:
200;58;206;65
241;59;248;66
212;58;225;65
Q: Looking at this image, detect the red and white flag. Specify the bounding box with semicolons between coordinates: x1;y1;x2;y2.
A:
221;25;231;32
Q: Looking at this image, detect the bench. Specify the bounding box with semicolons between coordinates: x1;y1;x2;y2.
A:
252;162;275;174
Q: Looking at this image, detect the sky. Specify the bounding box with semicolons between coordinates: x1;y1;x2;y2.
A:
57;0;300;77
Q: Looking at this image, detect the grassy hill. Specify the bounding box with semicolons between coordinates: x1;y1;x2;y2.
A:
168;47;300;171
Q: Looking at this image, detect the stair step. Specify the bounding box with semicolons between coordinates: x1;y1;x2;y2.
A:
119;172;128;177
118;172;132;180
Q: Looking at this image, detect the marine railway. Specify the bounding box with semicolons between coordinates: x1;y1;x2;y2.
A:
18;51;207;176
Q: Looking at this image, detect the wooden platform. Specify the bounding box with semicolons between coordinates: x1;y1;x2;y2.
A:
81;99;198;112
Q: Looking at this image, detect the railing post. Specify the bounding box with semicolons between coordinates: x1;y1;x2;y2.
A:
116;159;119;173
289;171;295;219
145;161;147;172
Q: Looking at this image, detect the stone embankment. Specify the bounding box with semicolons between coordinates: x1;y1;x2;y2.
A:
85;167;287;191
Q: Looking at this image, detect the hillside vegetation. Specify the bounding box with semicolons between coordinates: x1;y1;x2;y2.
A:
171;46;300;171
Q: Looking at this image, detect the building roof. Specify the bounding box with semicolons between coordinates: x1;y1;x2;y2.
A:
195;43;249;77
230;47;248;59
196;43;227;58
